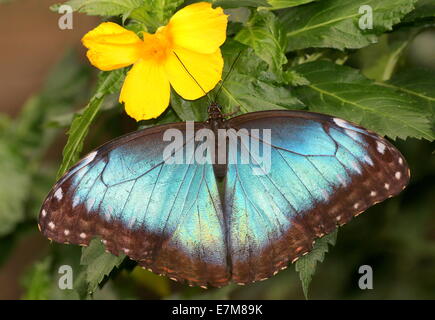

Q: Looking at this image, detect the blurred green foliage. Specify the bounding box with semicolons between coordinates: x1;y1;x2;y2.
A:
0;0;433;300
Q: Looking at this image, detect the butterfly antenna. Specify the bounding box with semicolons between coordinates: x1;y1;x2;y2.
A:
173;51;213;105
214;49;244;103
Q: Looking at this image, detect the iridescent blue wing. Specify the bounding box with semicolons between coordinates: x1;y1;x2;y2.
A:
39;123;229;288
225;110;409;284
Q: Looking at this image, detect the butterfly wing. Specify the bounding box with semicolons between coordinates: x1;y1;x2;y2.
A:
39;123;230;287
225;110;410;284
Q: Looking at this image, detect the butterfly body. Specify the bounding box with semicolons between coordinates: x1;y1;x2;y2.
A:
39;107;409;287
206;103;228;179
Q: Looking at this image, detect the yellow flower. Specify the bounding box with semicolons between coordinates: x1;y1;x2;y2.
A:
82;2;228;121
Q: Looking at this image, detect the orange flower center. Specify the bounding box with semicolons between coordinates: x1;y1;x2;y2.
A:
140;27;173;63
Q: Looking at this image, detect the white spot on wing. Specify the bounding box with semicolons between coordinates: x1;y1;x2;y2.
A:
128;216;137;228
395;172;401;179
398;158;403;165
384;183;390;190
351;161;362;174
80;232;86;239
337;174;347;186
48;222;55;230
105;206;113;219
64;229;70;236
72;196;80;208
87;198;95;209
41;209;47;217
353;203;359;209
333;118;349;128
376;141;386;154
54;188;63;200
364;155;374;166
370;191;377;197
82;151;97;166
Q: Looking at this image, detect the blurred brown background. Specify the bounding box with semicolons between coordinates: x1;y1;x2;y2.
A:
0;0;97;299
0;0;97;116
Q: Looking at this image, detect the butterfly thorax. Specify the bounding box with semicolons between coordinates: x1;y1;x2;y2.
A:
207;103;226;129
207;103;227;179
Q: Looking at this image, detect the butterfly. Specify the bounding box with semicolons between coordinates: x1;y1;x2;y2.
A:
38;105;409;288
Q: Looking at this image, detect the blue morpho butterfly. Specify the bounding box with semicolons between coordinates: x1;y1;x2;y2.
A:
38;65;410;289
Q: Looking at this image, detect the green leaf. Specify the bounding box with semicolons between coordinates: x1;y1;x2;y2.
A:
358;33;414;82
212;0;270;8
138;108;182;129
295;230;337;299
130;0;184;30
171;90;209;121
359;28;420;81
226;7;251;25
383;68;435;122
80;239;125;295
284;70;310;86
48;240;125;299
51;0;144;17
146;0;184;24
56;69;125;179
235;10;288;80
281;0;417;51
266;0;318;10
292;60;434;140
403;0;435;22
21;257;52;300
217;70;302;113
217;42;304;113
56;100;102;178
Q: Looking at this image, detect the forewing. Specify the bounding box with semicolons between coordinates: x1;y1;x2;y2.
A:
39;123;230;287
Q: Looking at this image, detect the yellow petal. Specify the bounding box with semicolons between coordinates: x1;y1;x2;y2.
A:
167;2;228;55
82;22;142;71
120;59;170;121
165;47;223;100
